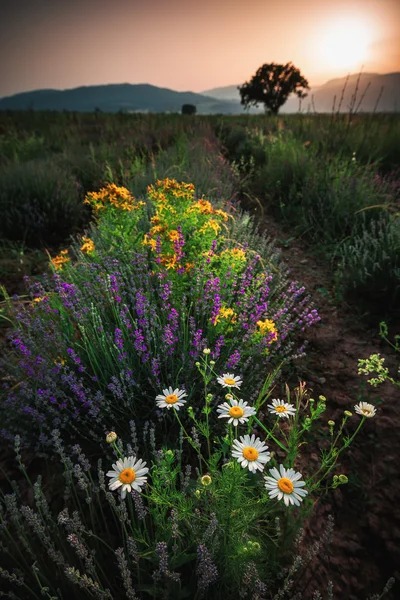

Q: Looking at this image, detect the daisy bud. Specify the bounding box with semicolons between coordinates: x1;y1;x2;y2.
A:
106;431;117;444
225;393;234;400
195;361;201;367
209;360;216;366
338;474;348;484
194;489;201;498
328;420;335;426
200;475;212;486
203;348;211;355
344;410;352;417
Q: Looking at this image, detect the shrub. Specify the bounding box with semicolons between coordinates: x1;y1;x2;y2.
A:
0;179;320;446
336;213;400;310
0;159;86;246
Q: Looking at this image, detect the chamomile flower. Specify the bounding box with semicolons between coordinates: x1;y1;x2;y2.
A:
354;401;376;418
217;398;256;426
155;386;187;410
267;398;296;418
264;464;308;507
106;456;149;499
217;373;243;389
231;434;271;473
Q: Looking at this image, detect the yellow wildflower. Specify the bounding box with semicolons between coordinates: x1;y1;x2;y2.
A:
167;230;180;242
214;208;230;222
199;220;221;236
161;254;178;270
51;250;70;271
213;306;237;326
256;319;278;352
80;236;95;254
221;248;246;262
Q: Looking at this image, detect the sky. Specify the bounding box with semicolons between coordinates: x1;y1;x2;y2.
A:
0;0;399;97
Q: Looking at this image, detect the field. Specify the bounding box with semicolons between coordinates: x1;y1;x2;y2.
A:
0;110;399;600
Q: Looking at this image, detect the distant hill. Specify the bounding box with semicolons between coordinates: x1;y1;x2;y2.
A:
202;72;400;113
0;83;249;115
1;74;399;114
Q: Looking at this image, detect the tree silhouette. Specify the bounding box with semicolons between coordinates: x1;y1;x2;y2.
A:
181;104;197;115
238;62;309;115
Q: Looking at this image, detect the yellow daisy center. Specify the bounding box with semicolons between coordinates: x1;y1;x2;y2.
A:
229;406;244;418
278;477;294;494
119;468;136;484
224;377;236;386
243;447;259;461
165;394;178;404
275;405;287;413
362;408;371;415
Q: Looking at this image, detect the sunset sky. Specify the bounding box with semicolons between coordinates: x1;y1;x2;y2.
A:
1;0;399;98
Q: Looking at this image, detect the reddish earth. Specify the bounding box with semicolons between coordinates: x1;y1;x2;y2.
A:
248;199;400;599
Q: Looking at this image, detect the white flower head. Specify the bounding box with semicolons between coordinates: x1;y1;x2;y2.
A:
217;398;256;426
217;373;243;389
267;398;296;418
231;434;271;473
354;401;376;418
155;386;187;410
264;464;308;507
106;456;149;499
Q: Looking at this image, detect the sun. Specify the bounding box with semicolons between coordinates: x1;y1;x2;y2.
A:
318;18;372;71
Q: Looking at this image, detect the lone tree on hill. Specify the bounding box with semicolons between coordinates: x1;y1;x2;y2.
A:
238;62;309;115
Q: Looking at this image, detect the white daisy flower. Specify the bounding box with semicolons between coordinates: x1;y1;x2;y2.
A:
354;402;376;418
217;373;243;389
217;397;256;426
231;434;271;473
155;386;187;410
106;456;149;499
264;464;308;507
267;398;296;418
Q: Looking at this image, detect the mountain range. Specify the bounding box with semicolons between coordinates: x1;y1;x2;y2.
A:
0;73;399;114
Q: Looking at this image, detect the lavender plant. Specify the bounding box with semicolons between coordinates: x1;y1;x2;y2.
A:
0;360;383;599
0;179;319;446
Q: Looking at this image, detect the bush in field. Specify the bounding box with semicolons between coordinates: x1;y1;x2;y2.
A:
0;179;320;446
337;213;400;309
0;159;87;246
181;104;196;115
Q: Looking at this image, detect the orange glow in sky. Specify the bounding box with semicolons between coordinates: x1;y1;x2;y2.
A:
0;0;399;97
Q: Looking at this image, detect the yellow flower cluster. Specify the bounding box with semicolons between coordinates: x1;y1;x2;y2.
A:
220;248;247;262
84;183;146;214
213;306;237;326
51;250;70;271
142;179;232;273
255;319;278;352
80;236;95;254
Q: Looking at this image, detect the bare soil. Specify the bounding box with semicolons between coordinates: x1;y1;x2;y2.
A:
247;199;400;599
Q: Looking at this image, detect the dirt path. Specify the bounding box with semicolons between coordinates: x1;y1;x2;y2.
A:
245;198;400;599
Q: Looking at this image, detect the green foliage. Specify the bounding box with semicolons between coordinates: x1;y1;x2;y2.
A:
336;213;400;309
0;159;87;246
358;321;400;388
238;62;309;115
214;115;400;315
